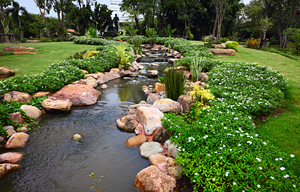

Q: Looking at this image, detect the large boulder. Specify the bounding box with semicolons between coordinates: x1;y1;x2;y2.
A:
126;103;152;115
4;91;31;103
146;93;161;105
0;163;20;178
52;84;101;106
9;112;25;125
125;135;147;147
209;48;236;56
139;142;164;159
97;74;110;84
153;99;181;114
116;115;138;132
135;165;177;192
153;127;173;143
136;106;164;135
20;105;42;120
119;70;132;77
0;66;15;79
0;152;24;163
213;44;225;49
177;95;194;113
5;132;30;149
42;98;72;112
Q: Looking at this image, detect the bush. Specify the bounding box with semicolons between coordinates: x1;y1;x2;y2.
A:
220;37;229;43
246;38;261;49
21;38;28;43
225;41;239;51
41;37;51;42
175;57;220;72
82;50;99;59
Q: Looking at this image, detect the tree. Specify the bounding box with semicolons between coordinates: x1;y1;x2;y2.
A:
91;2;112;34
0;0;12;43
212;0;226;40
33;0;52;24
5;1;31;40
53;0;74;37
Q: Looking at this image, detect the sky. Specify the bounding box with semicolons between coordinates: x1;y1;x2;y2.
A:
13;0;251;18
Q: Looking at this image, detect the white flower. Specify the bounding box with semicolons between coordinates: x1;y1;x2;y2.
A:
279;158;283;161
193;180;195;183
284;174;289;178
233;182;236;185
270;176;274;179
293;185;296;188
195;173;198;176
256;158;261;162
212;178;215;181
275;158;279;161
280;167;285;171
290;154;295;158
247;141;252;145
263;142;266;145
226;172;229;177
237;144;241;147
257;184;261;188
230;149;232;151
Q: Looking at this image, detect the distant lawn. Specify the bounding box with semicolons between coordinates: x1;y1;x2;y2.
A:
0;42;98;77
215;45;300;174
189;40;205;45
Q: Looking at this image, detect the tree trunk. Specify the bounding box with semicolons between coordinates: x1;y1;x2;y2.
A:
212;18;217;38
0;5;10;43
43;0;45;24
134;15;140;34
17;16;23;40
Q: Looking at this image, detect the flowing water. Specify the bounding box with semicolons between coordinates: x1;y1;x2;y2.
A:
0;51;169;192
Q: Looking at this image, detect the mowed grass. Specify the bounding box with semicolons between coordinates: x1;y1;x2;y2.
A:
0;42;98;77
214;45;300;174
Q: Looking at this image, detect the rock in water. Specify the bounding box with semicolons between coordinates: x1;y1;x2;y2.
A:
146;93;161;104
135;165;177;192
125;135;147;147
0;163;20;178
153;127;172;143
5;132;30;149
42;98;72;112
52;84;101;106
116;115;138;132
0;152;24;163
136;106;164;135
20;105;42;120
139;142;163;159
72;134;83;143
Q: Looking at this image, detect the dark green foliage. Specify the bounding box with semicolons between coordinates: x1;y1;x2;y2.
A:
164;67;185;101
175;57;220;72
132;36;142;55
220;37;229;43
68;50;87;60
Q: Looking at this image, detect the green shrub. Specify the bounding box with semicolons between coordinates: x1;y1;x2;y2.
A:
220;37;229;43
164;67;185;101
175;57;220;72
41;37;51;42
21;38;28;43
132;36;142;55
225;41;239;51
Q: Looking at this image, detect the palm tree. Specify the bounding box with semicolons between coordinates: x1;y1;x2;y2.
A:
5;1;31;40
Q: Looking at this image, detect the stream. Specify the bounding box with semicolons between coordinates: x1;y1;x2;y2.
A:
0;51;169;192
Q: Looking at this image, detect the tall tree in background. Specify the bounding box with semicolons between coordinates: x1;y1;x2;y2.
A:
0;0;12;43
120;0;141;33
53;0;74;36
212;0;226;39
91;2;112;34
5;1;31;40
33;0;52;24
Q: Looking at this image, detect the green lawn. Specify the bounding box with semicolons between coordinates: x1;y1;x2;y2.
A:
0;42;98;77
215;45;300;173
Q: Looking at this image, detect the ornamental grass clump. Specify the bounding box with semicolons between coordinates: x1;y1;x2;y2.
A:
164;67;185;101
132;36;142;55
190;57;204;82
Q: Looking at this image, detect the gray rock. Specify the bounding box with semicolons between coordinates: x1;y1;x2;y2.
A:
126;103;152;115
147;70;158;77
164;140;178;158
139;142;163;159
146;93;161;104
153;99;181;114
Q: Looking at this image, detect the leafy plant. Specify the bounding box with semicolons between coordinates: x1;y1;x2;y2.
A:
189;85;214;114
145;27;157;47
164;67;185;101
85;28;98;38
113;43;131;70
164;24;177;37
190;57;205;82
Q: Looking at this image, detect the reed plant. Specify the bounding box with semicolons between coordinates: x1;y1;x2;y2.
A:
164;67;185;101
190;57;204;82
132;36;142;55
